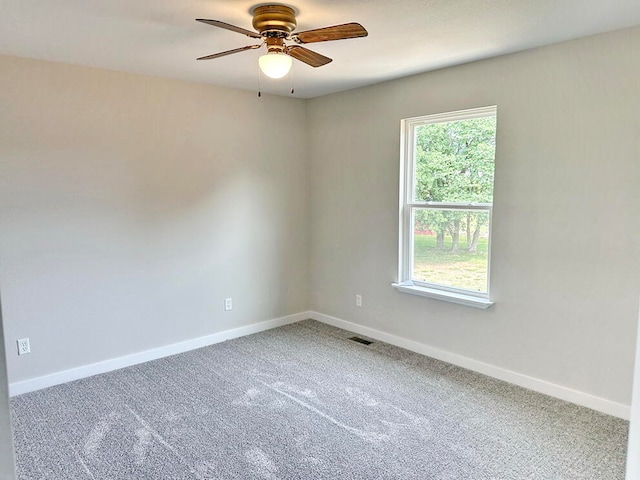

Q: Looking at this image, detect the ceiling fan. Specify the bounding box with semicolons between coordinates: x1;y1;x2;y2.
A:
196;5;368;79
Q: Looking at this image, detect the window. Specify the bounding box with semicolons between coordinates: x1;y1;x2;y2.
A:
394;106;497;308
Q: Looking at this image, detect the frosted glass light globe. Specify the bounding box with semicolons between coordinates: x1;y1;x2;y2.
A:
258;53;292;79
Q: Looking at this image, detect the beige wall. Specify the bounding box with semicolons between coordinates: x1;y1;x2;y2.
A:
308;26;640;405
0;55;310;383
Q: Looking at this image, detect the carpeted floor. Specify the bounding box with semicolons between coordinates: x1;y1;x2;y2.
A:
10;320;628;479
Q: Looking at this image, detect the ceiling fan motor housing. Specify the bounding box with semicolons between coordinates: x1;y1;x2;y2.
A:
252;5;297;37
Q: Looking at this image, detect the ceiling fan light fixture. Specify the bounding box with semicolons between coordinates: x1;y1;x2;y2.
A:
258;52;292;79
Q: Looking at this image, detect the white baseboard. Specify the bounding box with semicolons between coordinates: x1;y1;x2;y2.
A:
9;311;311;397
9;309;631;420
309;311;631;420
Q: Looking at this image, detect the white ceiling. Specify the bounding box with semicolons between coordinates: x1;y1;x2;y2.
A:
1;0;639;98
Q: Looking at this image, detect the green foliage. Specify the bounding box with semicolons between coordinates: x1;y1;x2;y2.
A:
413;234;489;292
411;116;496;257
414;116;496;203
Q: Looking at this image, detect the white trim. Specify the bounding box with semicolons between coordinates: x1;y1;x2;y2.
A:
408;202;492;209
392;281;493;309
398;106;497;303
408;105;498;126
9;311;311;397
9;309;631;420
309;311;630;420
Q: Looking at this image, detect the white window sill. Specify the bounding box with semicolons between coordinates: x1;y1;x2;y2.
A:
392;281;494;309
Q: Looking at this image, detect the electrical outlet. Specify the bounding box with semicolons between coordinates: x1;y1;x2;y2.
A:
356;294;362;307
224;298;233;311
17;338;30;355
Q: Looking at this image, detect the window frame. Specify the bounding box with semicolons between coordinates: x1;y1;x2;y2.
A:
394;106;497;309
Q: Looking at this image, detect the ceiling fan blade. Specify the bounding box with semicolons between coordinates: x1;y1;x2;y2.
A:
294;23;368;44
196;19;262;39
287;46;332;67
197;44;261;61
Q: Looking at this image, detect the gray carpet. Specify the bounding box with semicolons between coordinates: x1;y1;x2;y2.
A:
10;320;628;479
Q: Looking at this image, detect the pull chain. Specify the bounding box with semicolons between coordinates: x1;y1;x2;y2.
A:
290;63;295;95
257;66;262;98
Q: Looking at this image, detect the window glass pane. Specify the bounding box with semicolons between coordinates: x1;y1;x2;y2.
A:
413;116;496;203
412;208;490;293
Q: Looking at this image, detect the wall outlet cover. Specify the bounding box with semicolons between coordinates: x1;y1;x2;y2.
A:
17;338;31;355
